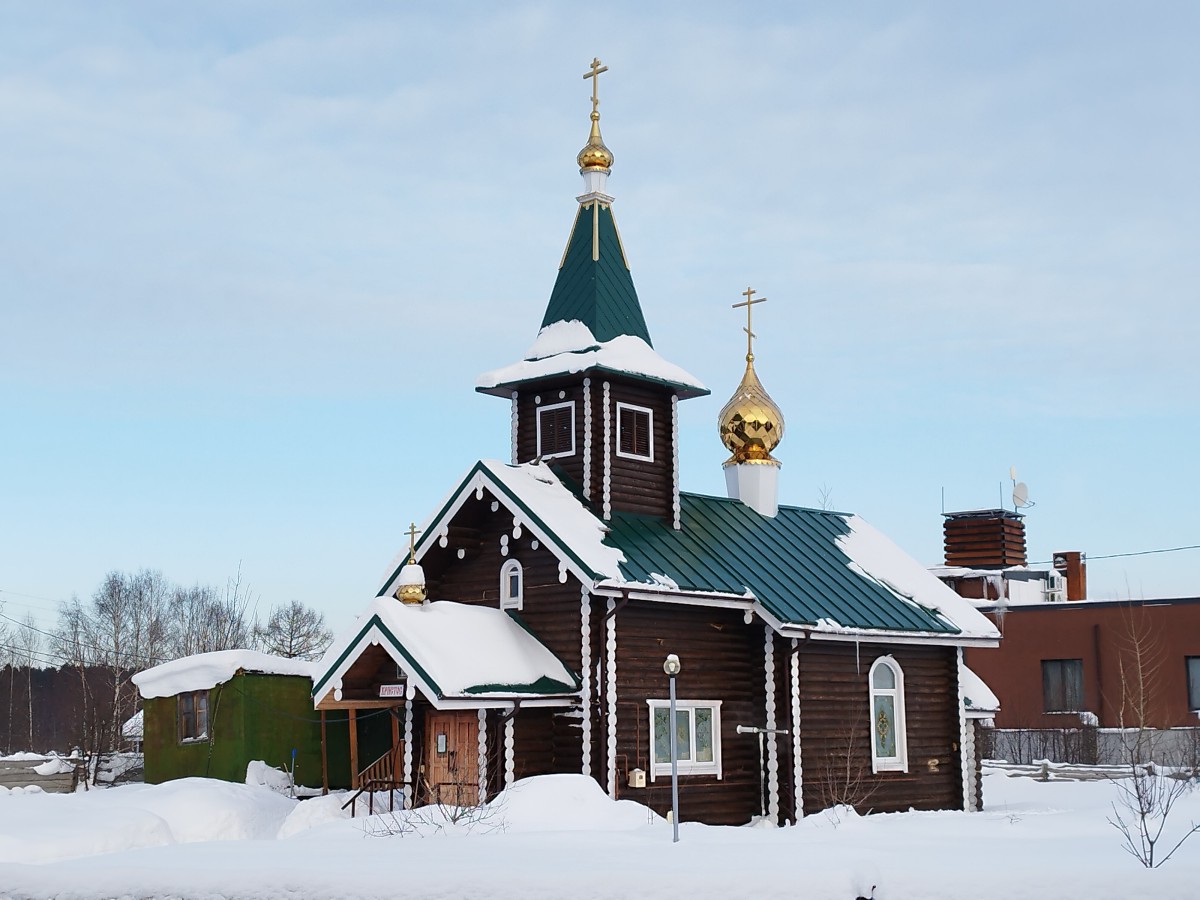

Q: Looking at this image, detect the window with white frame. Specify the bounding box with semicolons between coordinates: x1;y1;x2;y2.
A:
536;401;575;458
868;657;907;772
646;699;722;779
500;559;523;610
616;402;653;461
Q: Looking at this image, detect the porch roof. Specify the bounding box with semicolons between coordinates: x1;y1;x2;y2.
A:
312;598;579;708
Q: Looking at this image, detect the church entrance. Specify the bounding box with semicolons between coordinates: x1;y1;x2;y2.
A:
423;710;479;806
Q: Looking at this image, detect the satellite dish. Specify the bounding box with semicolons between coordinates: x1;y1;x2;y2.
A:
1013;482;1030;508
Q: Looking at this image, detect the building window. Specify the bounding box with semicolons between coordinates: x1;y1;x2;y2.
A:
1187;657;1200;712
536;401;575;458
868;657;907;773
616;402;653;461
646;699;722;780
1042;658;1084;712
178;690;209;742
500;559;523;610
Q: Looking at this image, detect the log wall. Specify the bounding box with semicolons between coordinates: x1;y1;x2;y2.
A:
514;376;677;520
797;641;963;815
422;490;584;673
604;601;767;826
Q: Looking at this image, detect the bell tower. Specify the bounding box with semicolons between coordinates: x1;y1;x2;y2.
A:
476;60;707;525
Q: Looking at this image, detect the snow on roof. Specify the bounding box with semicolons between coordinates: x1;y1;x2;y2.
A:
314;597;577;702
132;650;314;699
481;460;625;580
122;709;144;740
476;320;706;393
837;516;1001;641
961;665;1000;713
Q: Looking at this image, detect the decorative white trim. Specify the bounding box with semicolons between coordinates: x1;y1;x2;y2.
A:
764;626;779;822
605;598;618;797
580;586;593;777
602;382;612;519
582;377;592;500
671;394;680;530
790;639;803;820
403;681;415;809
536;401;576;459
868;655;909;773
500;558;523;610
477;708;488;801
504;715;515;787
614;401;654;462
510;392;519;464
647;699;723;780
957;647;974;811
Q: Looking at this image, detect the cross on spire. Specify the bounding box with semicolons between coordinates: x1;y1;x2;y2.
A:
405;522;421;565
732;286;767;360
583;57;608;115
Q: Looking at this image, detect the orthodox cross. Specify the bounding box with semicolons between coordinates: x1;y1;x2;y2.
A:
583;57;608;114
405;522;421;564
732;286;767;360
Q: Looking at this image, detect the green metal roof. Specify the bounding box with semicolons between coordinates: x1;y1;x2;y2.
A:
541;201;652;344
606;493;960;634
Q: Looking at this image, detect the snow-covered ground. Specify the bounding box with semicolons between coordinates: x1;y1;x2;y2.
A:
1;768;1197;899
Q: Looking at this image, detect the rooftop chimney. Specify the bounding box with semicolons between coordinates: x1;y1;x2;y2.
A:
943;509;1027;568
1053;551;1087;601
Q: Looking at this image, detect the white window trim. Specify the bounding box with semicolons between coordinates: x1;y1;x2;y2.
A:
536;401;576;459
646;699;722;780
868;656;908;773
500;558;523;611
615;402;654;462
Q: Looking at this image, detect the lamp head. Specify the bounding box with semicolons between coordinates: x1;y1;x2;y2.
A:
663;654;681;676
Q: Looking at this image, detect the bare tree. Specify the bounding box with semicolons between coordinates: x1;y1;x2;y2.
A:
255;600;333;660
52;570;171;753
13;614;42;751
1;603;13;754
815;712;877;823
1105;604;1199;867
816;483;835;511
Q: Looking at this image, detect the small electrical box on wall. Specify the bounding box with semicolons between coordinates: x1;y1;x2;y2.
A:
628;767;646;789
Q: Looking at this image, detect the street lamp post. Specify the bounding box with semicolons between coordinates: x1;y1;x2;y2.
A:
663;653;681;843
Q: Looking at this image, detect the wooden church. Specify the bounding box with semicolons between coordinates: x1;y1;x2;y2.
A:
312;60;1001;825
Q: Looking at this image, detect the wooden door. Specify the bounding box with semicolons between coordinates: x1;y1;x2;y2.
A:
423;711;479;806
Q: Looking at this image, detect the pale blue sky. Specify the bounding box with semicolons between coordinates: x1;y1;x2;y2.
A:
2;2;1197;637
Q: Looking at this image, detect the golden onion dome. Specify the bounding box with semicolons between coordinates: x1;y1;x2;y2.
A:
395;562;426;605
718;356;785;464
577;111;614;171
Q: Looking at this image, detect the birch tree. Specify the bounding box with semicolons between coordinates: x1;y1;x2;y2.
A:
255;600;333;660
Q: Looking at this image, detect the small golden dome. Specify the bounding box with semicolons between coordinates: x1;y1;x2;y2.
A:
395;562;426;605
577;111;614;171
718;356;785;464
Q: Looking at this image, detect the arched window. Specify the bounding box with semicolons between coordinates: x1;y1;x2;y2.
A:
868;656;907;773
500;559;523;611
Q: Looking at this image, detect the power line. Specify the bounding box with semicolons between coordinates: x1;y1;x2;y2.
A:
1029;543;1200;566
0;610;176;668
0;587;71;608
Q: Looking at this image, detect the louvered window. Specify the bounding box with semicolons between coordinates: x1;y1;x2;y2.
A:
617;403;653;460
536;402;575;458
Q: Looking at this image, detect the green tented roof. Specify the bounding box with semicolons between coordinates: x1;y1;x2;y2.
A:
606;493;960;634
541;202;652;344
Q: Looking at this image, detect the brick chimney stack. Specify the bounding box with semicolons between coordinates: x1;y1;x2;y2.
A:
1053;551;1087;601
943;509;1027;568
